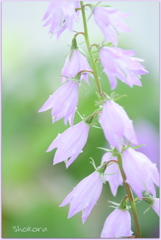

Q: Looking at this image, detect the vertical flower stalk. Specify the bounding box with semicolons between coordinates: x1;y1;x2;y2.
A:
80;1;102;96
80;2;142;237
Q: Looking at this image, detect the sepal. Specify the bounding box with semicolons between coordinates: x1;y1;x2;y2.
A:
142;195;155;214
69;38;78;59
143;196;155;205
108;197;131;211
118;196;130;211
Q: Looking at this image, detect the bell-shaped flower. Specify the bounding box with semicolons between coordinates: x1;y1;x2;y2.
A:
101;152;123;196
101;208;133;238
46;121;90;168
43;1;80;39
99;100;138;152
62;49;93;84
60;171;103;223
100;46;148;90
152;198;159;216
122;148;159;199
93;7;130;46
38;80;79;126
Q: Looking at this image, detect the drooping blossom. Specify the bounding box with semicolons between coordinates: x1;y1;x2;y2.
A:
122;148;159;199
99;100;138;152
43;1;80;39
38;80;79;126
93;7;130;46
101;208;133;238
60;171;103;223
62;49;93;84
101;152;123;196
100;46;148;90
152;198;159;216
46;121;90;168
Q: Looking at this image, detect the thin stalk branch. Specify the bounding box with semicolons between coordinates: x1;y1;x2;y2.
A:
103;159;118;167
74;32;84;38
117;154;141;238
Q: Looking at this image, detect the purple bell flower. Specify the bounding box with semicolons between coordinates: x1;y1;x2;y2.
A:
93;6;130;46
38;80;79;126
122;148;159;199
43;1;80;39
101;208;133;238
100;46;148;90
62;49;93;84
46;121;90;168
99;100;138;152
60;171;103;223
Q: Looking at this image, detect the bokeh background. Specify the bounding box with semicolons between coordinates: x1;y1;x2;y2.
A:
2;1;159;238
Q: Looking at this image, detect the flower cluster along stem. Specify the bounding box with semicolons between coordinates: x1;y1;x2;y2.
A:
117;154;141;238
80;1;102;96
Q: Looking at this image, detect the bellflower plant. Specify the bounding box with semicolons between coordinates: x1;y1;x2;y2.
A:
60;170;103;223
38;80;79;126
39;1;159;238
43;1;80;38
100;46;148;90
93;7;130;46
46;121;90;168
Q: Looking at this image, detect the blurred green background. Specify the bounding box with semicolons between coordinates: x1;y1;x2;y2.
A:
2;1;159;238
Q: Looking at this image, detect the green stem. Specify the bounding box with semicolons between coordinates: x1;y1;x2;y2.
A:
80;1;102;96
117;154;141;238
